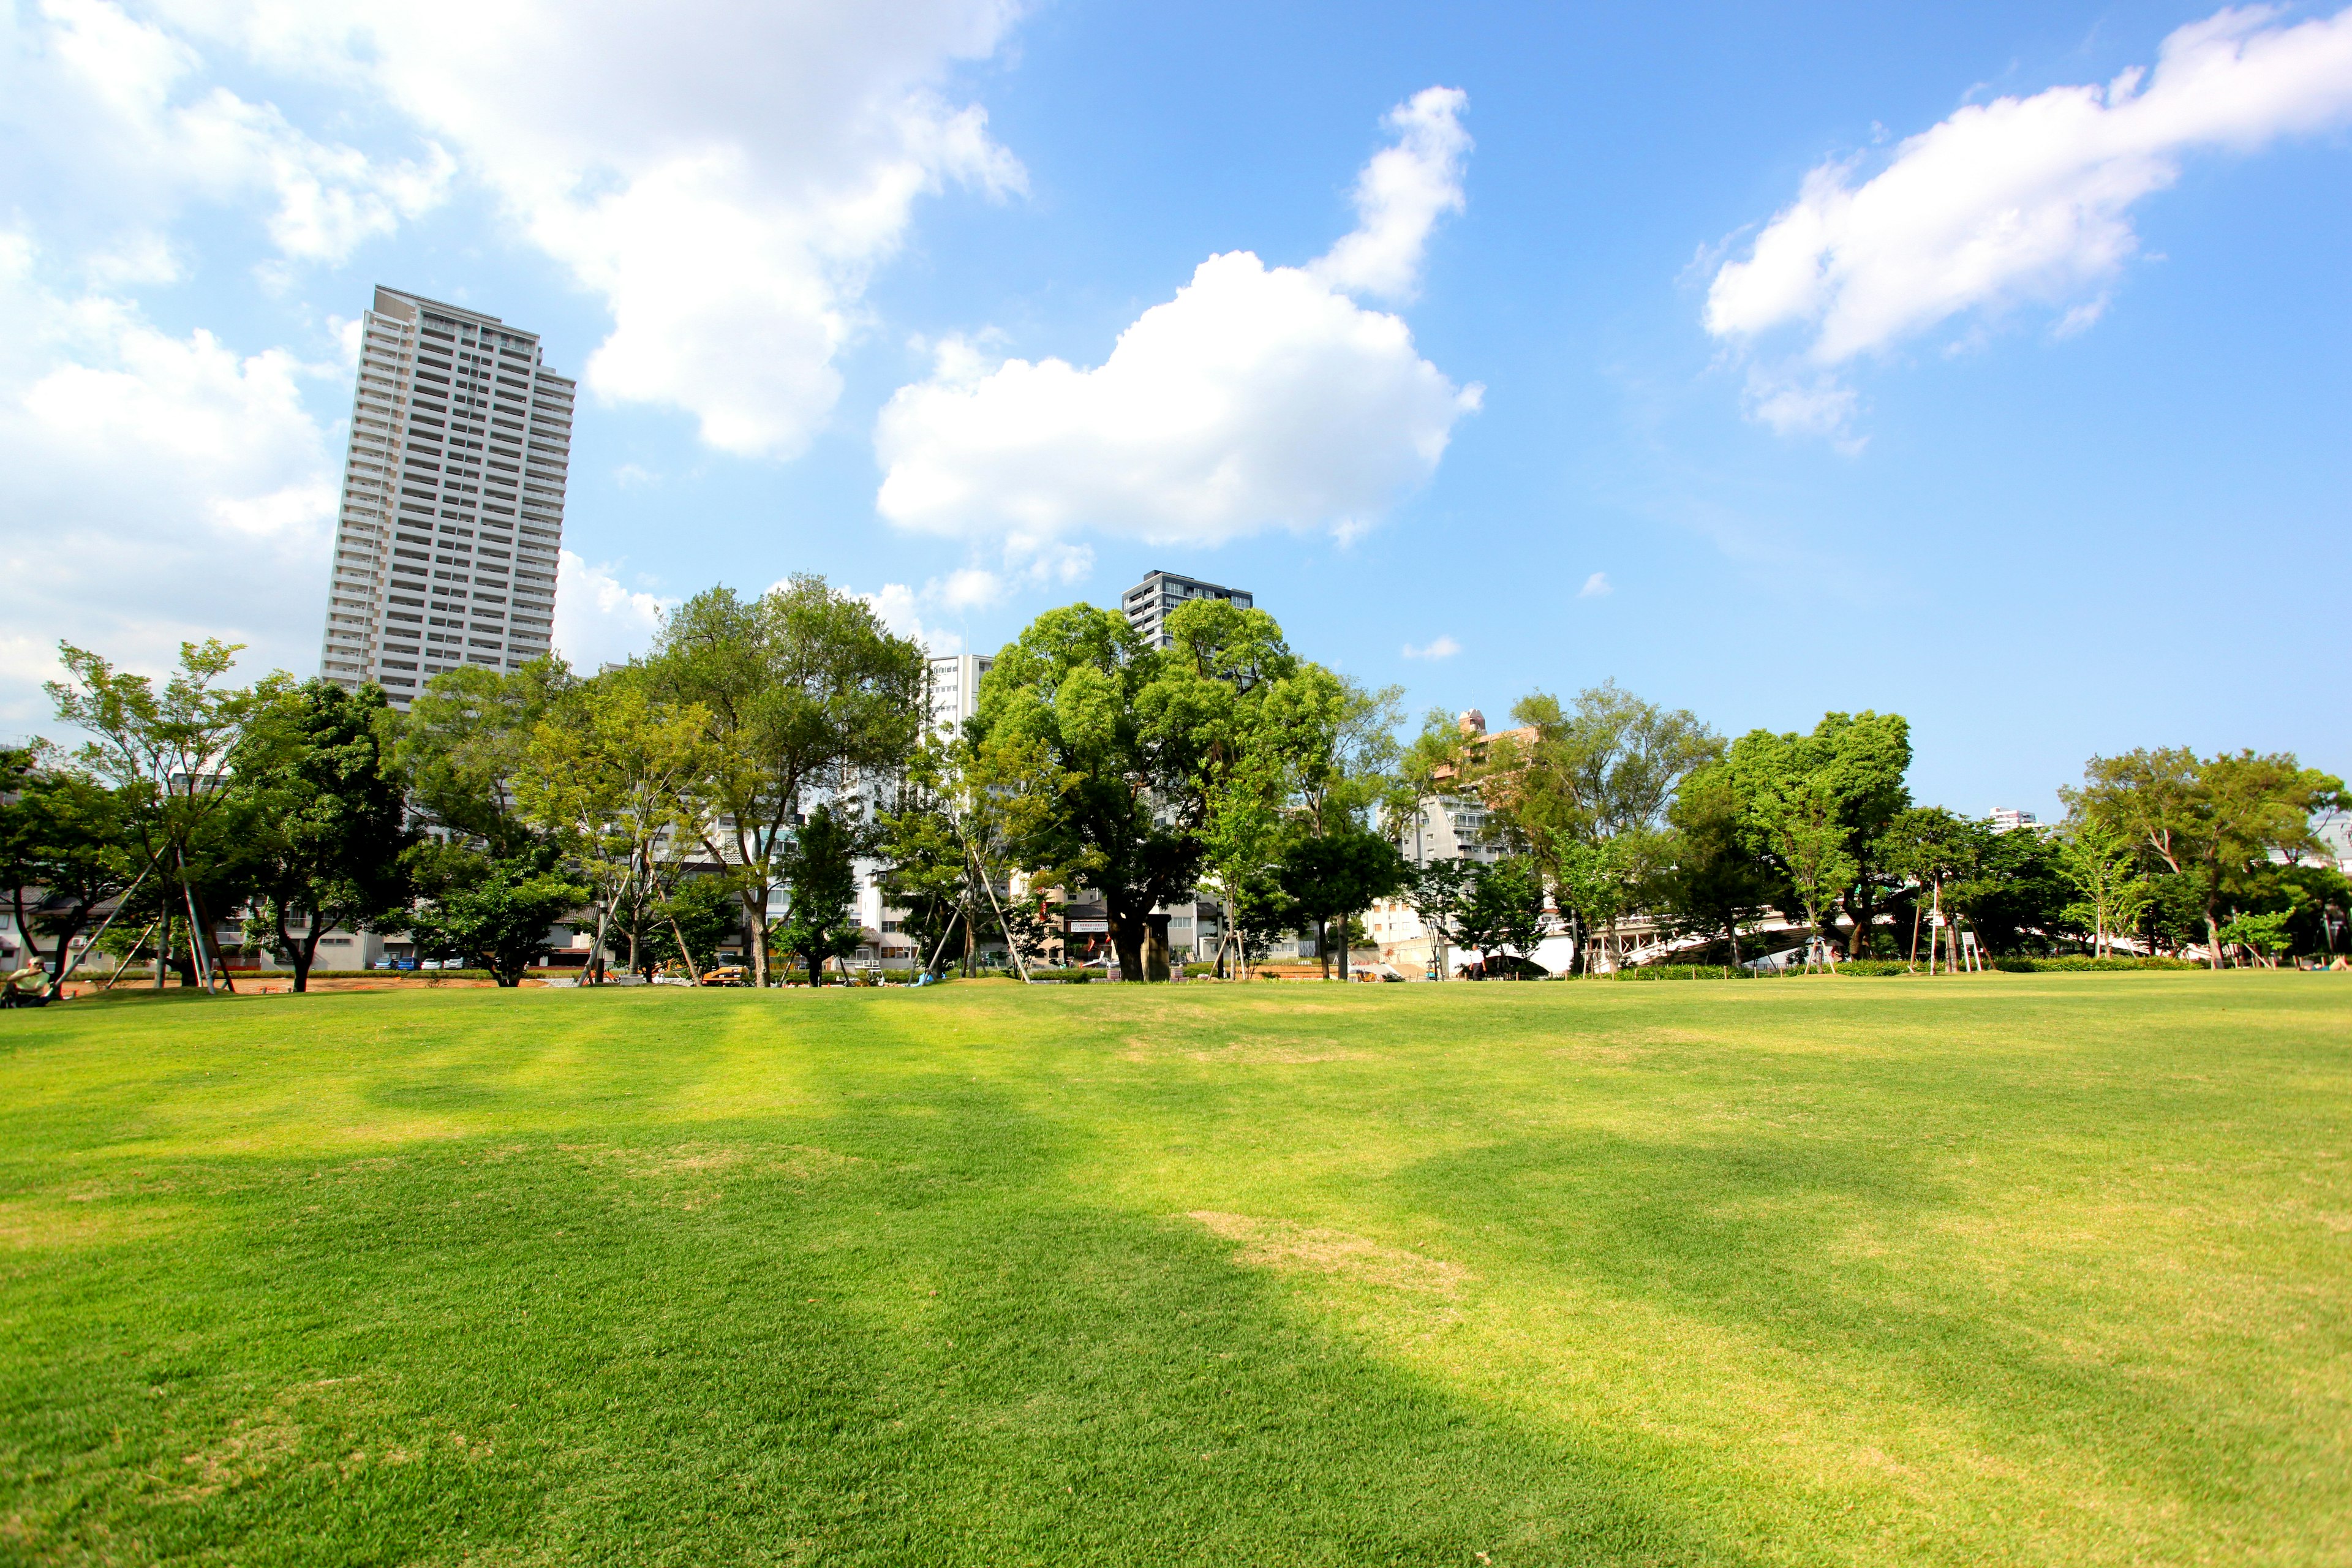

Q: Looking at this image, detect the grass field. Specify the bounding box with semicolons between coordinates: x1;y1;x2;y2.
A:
2;975;2346;1566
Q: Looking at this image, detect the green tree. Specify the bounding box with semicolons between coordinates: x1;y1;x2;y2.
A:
1382;709;1469;865
875;737;1027;978
876;774;974;977
46;639;290;992
405;846;589;986
2272;864;2351;961
1479;680;1721;856
512;670;714;981
2065;748;2346;970
1951;825;2070;957
1224;869;1300;972
2138;872;2207;959
1724;712;1911;957
0;748;138;994
1275;825;1406;980
1459;854;1547;976
971;598;1316;982
1882;807;1978;970
2055;821;2152;959
775;802;866;985
645;578;924;986
647;874;747;979
1400;857;1476;979
398;658;578;856
1548;831;1657;973
2214;910;2290;967
228;680;414;992
1654;763;1782;968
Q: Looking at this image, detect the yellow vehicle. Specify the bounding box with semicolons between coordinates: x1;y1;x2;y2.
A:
698;965;750;987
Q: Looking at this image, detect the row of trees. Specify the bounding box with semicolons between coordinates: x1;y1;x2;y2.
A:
9;584;2343;992
6;575;927;992
1414;687;2346;971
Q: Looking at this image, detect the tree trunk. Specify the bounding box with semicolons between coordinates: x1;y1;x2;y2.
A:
1336;913;1351;982
747;882;771;987
1316;916;1330;980
1109;907;1147;982
1144;914;1172;982
9;886;31;982
668;913;703;984
180;881;210;992
2203;905;2225;970
281;911;311;993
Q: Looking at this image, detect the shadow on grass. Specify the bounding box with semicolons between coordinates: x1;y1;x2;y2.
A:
5;1071;1773;1568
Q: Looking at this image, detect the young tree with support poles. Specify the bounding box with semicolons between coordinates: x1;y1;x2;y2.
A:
0;745;138;996
511;670;715;982
46;639;288;995
774;802;867;986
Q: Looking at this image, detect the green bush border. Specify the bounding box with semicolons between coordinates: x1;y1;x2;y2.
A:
1989;956;2198;973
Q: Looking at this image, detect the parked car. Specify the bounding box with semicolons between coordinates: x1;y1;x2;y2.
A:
699;965;750;987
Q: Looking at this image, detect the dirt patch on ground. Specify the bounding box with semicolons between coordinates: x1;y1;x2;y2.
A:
0;1196;173;1253
1123;1035;1368;1065
562;1142;864;1184
169;1409;300;1502
53;976;562;997
1187;1211;1469;1294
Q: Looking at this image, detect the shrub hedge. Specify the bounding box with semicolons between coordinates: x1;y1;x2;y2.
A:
1990;956;2198;973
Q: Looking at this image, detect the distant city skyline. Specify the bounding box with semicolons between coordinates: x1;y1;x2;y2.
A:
1;1;2345;821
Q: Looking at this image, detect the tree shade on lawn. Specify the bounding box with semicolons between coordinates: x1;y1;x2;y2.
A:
1;976;2346;1564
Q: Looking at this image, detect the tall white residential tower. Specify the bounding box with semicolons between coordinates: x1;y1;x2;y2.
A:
319;287;574;706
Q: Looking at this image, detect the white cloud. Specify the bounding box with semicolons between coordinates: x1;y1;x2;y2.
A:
856;582;962;655
1401;635;1460;660
935;567;1005;612
1310;86;1471;303
552;551;674;671
1706;5;2352;426
1577;572;1612;598
157;0;1028;458
7;0;452;267
873;89;1480;549
0;238;341;725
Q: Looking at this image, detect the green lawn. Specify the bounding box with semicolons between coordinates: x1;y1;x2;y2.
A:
1;975;2346;1566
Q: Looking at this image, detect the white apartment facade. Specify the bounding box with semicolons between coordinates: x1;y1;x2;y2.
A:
926;652;995;738
320;287;574;707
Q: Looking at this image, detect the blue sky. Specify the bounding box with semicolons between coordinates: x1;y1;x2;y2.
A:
2;0;2346;818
